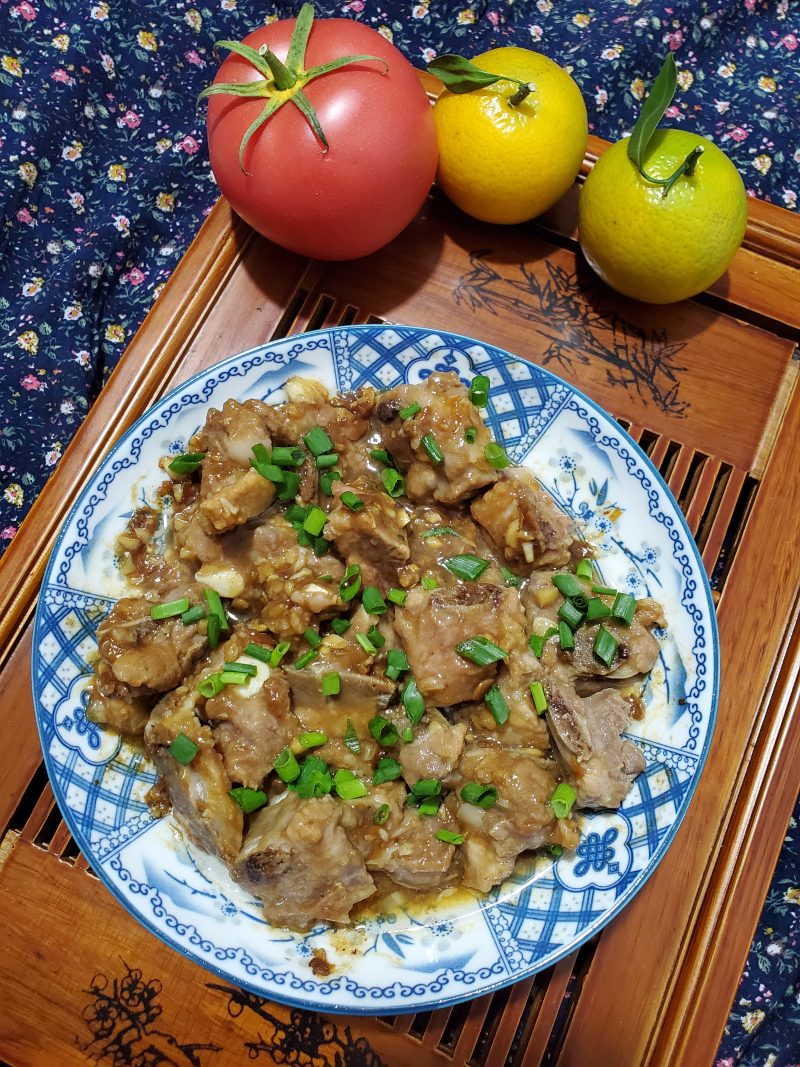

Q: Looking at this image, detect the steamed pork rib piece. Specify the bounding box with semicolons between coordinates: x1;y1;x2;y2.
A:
393;708;468;787
145;682;243;863
86;664;152;737
394;584;523;707
325;480;412;591
376;371;499;504
545;680;646;808
404;507;498;588
260;378;374;458
190;399;276;533
93;596;207;694
470;467;579;572
454;746;579;893
233;792;375;930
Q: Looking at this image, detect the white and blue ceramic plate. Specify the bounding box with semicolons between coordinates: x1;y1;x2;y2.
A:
32;325;718;1014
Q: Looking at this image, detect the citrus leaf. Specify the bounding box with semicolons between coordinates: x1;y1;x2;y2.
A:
286;2;315;74
304;53;388;80
214;39;274;80
291;89;328;150
627;54;677;172
427;53;503;94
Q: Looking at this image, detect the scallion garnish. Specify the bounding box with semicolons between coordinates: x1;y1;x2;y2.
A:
269;641;290;667
484;442;510;469
344;718;360;754
401;675;425;724
181;604;206;625
330;616;351;636
401;727;414;743
586;597;612;622
303;628;321;649
219;669;249;685
529;627;558;658
443;554;489;581
315;452;339;469
558;620;574;651
362;586;387;615
303;506;328;537
412;778;441;798
385;647;409;681
368;716;399;746
318;469;341;496
271;446;306;468
558;599;585;630
418;796;442;816
552;573;583;599
500;565;520;588
399;401;421;420
168;452;206;476
530;681;548;715
203;588;230;632
464;427;477;444
576;559;594;581
387;587;407;606
197;673;224;699
421;525;459;540
292;756;333;798
373;803;391;824
333;769;368;800
356;631;377;656
436;829;465;845
460;782;498;808
455;636;509;666
485;684;510;725
370;448;392;465
550;844;564;858
275;470;300;500
321;671;340;697
339;563;362;602
550;782;577;820
242;642;271;664
274;747;301;783
150;597;190;621
298;730;328;749
340;490;364;511
250;442;269;466
421;433;444;464
611;592;637;626
250;457;285;484
228;787;268;813
294;648;317;669
381;467;405;498
223;661;257;677
304;425;334;457
593;624;618;668
206;614;220;649
421;576;438;590
592;583;618;597
367;624;385;649
469;374;490;407
168;732;199;764
373;756;403;784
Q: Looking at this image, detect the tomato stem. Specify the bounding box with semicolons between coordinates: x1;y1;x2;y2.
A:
261;47;296;91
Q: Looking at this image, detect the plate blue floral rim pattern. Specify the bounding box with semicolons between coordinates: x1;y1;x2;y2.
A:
31;325;719;1015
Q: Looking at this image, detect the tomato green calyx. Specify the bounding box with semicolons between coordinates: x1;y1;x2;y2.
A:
427;53;533;107
199;3;388;173
627;54;703;197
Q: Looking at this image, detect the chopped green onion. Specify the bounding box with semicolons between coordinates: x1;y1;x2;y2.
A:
381;467;405;498
269;641;290;668
339;563;362;602
374;803;391;825
443;554;489;581
344;719;360;754
373;756;403;784
550;844;564;858
298;731;328;749
593;624;619;668
168;452;206;476
576;559;594;581
168;733;199;764
399;401;421;421
401;676;425;725
485;685;510;726
460;782;498;808
369;716;399;746
251;442;269;465
302;506;327;537
333;769;368;800
203;588;229;632
330;616;351;636
464;427;477;444
552;573;583;598
340;490;364;511
500;565;520;588
293;756;332;799
586;597;612;622
303;628;321;649
228;787;268;814
387;587;407;607
571;594;589;613
223;661;257;677
592;583;618;597
530;681;548;715
421;576;438;590
558;599;585;630
529;627;558;658
277;470;301;501
550;782;577;820
401;727;414;743
484;442;511;469
385;647;409;681
469;374;490;407
367;624;385;649
150;597;190;621
421;433;444;464
558;620;574;651
197;673;224;699
250;458;285;483
318;469;341;496
418;796;442;816
271;446;306;468
356;631;378;656
611;592;637;626
243;642;271;664
421;525;459;540
219;670;249;685
435;829;465;845
411;778;442;798
304;425;334;457
286;504;310;526
315;452;339;469
206;614;220;649
455;636;509;666
321;671;340;697
362;586;387;615
294;648;318;669
370;448;392;465
274;747;301;783
180;604;206;625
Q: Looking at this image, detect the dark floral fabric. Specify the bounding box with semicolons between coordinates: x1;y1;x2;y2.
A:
1;1;798;1060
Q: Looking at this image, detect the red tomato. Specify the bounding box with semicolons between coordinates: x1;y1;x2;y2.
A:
205;17;438;260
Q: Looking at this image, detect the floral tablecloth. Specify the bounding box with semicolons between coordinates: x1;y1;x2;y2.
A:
1;1;798;1062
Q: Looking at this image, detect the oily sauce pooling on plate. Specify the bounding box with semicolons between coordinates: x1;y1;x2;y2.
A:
88;371;664;932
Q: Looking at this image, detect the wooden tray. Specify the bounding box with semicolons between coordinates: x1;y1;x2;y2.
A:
3;80;800;1064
